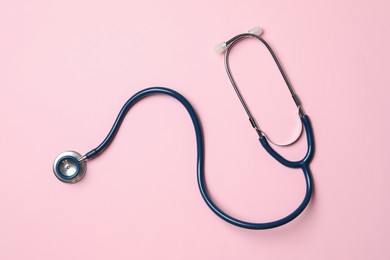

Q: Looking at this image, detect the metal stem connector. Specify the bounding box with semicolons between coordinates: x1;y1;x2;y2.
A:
78;155;87;162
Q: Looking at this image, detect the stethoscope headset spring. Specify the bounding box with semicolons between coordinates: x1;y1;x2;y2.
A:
53;27;315;230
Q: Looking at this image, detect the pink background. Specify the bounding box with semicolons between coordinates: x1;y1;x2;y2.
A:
1;0;389;259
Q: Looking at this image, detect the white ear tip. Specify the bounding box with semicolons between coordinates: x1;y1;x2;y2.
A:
248;26;263;36
214;42;227;53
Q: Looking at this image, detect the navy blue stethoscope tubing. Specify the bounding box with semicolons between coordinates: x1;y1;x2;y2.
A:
83;86;314;230
83;87;203;160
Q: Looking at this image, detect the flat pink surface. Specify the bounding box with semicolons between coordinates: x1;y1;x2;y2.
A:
1;0;389;259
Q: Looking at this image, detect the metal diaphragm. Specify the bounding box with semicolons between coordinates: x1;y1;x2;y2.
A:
53;151;86;183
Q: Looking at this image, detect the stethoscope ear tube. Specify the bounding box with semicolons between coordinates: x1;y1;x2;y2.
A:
221;28;306;140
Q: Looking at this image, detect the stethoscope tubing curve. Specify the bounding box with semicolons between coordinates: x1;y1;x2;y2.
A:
82;87;314;230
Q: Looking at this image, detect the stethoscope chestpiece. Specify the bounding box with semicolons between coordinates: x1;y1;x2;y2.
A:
53;151;87;184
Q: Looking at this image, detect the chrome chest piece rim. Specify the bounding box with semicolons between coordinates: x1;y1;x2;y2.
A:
53;151;87;183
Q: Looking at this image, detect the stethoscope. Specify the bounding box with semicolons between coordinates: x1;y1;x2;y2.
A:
53;27;314;230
